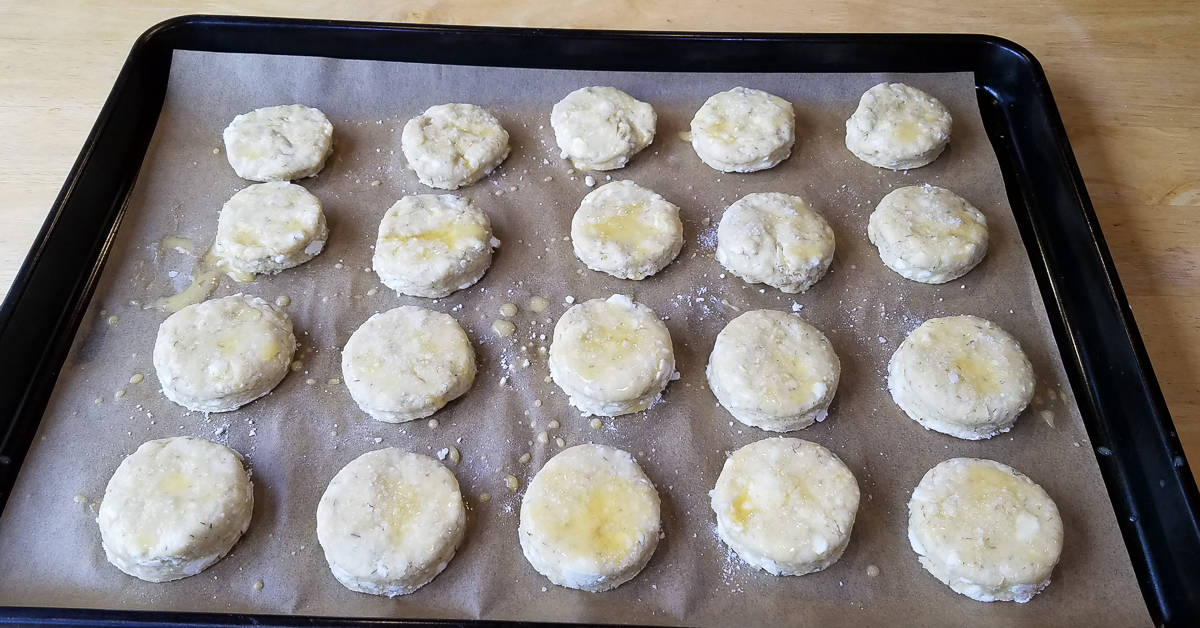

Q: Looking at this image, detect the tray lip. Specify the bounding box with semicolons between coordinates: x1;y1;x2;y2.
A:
0;13;1195;627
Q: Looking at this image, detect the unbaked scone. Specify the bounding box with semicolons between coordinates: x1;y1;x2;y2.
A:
212;181;328;277
908;458;1063;602
519;444;661;592
690;87;795;173
222;104;334;181
868;185;988;284
707;310;840;431
316;448;466;597
845;82;952;170
401;103;510;189
548;294;675;417
152;294;296;413
711;437;859;576
97;436;253;583
716;192;835;293
341;306;476;423
888;315;1035;440
570;180;683;280
372;194;497;298
551;86;656;171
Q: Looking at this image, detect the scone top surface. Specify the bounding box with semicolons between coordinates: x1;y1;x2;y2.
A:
690;87;795;173
519;444;661;592
213;181;328;276
152;293;296;413
908;458;1063;603
316;448;466;597
551;86;656;171
845;82;952;170
716;192;836;294
97;436;253;583
222;104;334;182
341;305;477;423
888;315;1035;440
707;309;840;432
711;437;859;576
548;294;675;417
401;103;510;190
868;184;988;284
570;180;683;280
372;194;496;298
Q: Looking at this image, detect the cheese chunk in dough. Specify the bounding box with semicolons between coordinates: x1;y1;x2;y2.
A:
711;437;859;576
317;448;466;597
519;444;661;592
551;86;656;171
548;294;675;417
341;306;476;423
97;436;253;582
908;458;1063;602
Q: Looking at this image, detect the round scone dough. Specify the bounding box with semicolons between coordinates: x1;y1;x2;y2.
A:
868;185;988;284
845;82;952;170
519;444;661;592
570;180;683;280
551;86;656;171
716;192;836;293
341;306;476;423
690;87;795;173
222;104;334;182
97;436;253;583
908;458;1063;602
707;310;840;432
212;181;328;277
152;294;296;413
372;194;497;298
711;437;859;576
316;448;466;597
548;294;675;417
888;315;1035;440
401;103;510;190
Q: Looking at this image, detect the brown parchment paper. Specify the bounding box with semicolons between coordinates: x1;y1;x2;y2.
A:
0;50;1151;626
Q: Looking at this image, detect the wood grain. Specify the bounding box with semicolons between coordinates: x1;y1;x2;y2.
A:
1;0;1197;482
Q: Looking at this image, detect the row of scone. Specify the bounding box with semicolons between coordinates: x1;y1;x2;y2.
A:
204;178;988;318
153;293;1033;441
96;436;1062;604
221;81;951;188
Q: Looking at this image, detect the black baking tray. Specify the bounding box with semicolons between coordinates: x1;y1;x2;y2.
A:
1;14;1197;627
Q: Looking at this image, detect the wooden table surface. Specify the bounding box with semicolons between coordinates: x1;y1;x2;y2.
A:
1;1;1197;483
